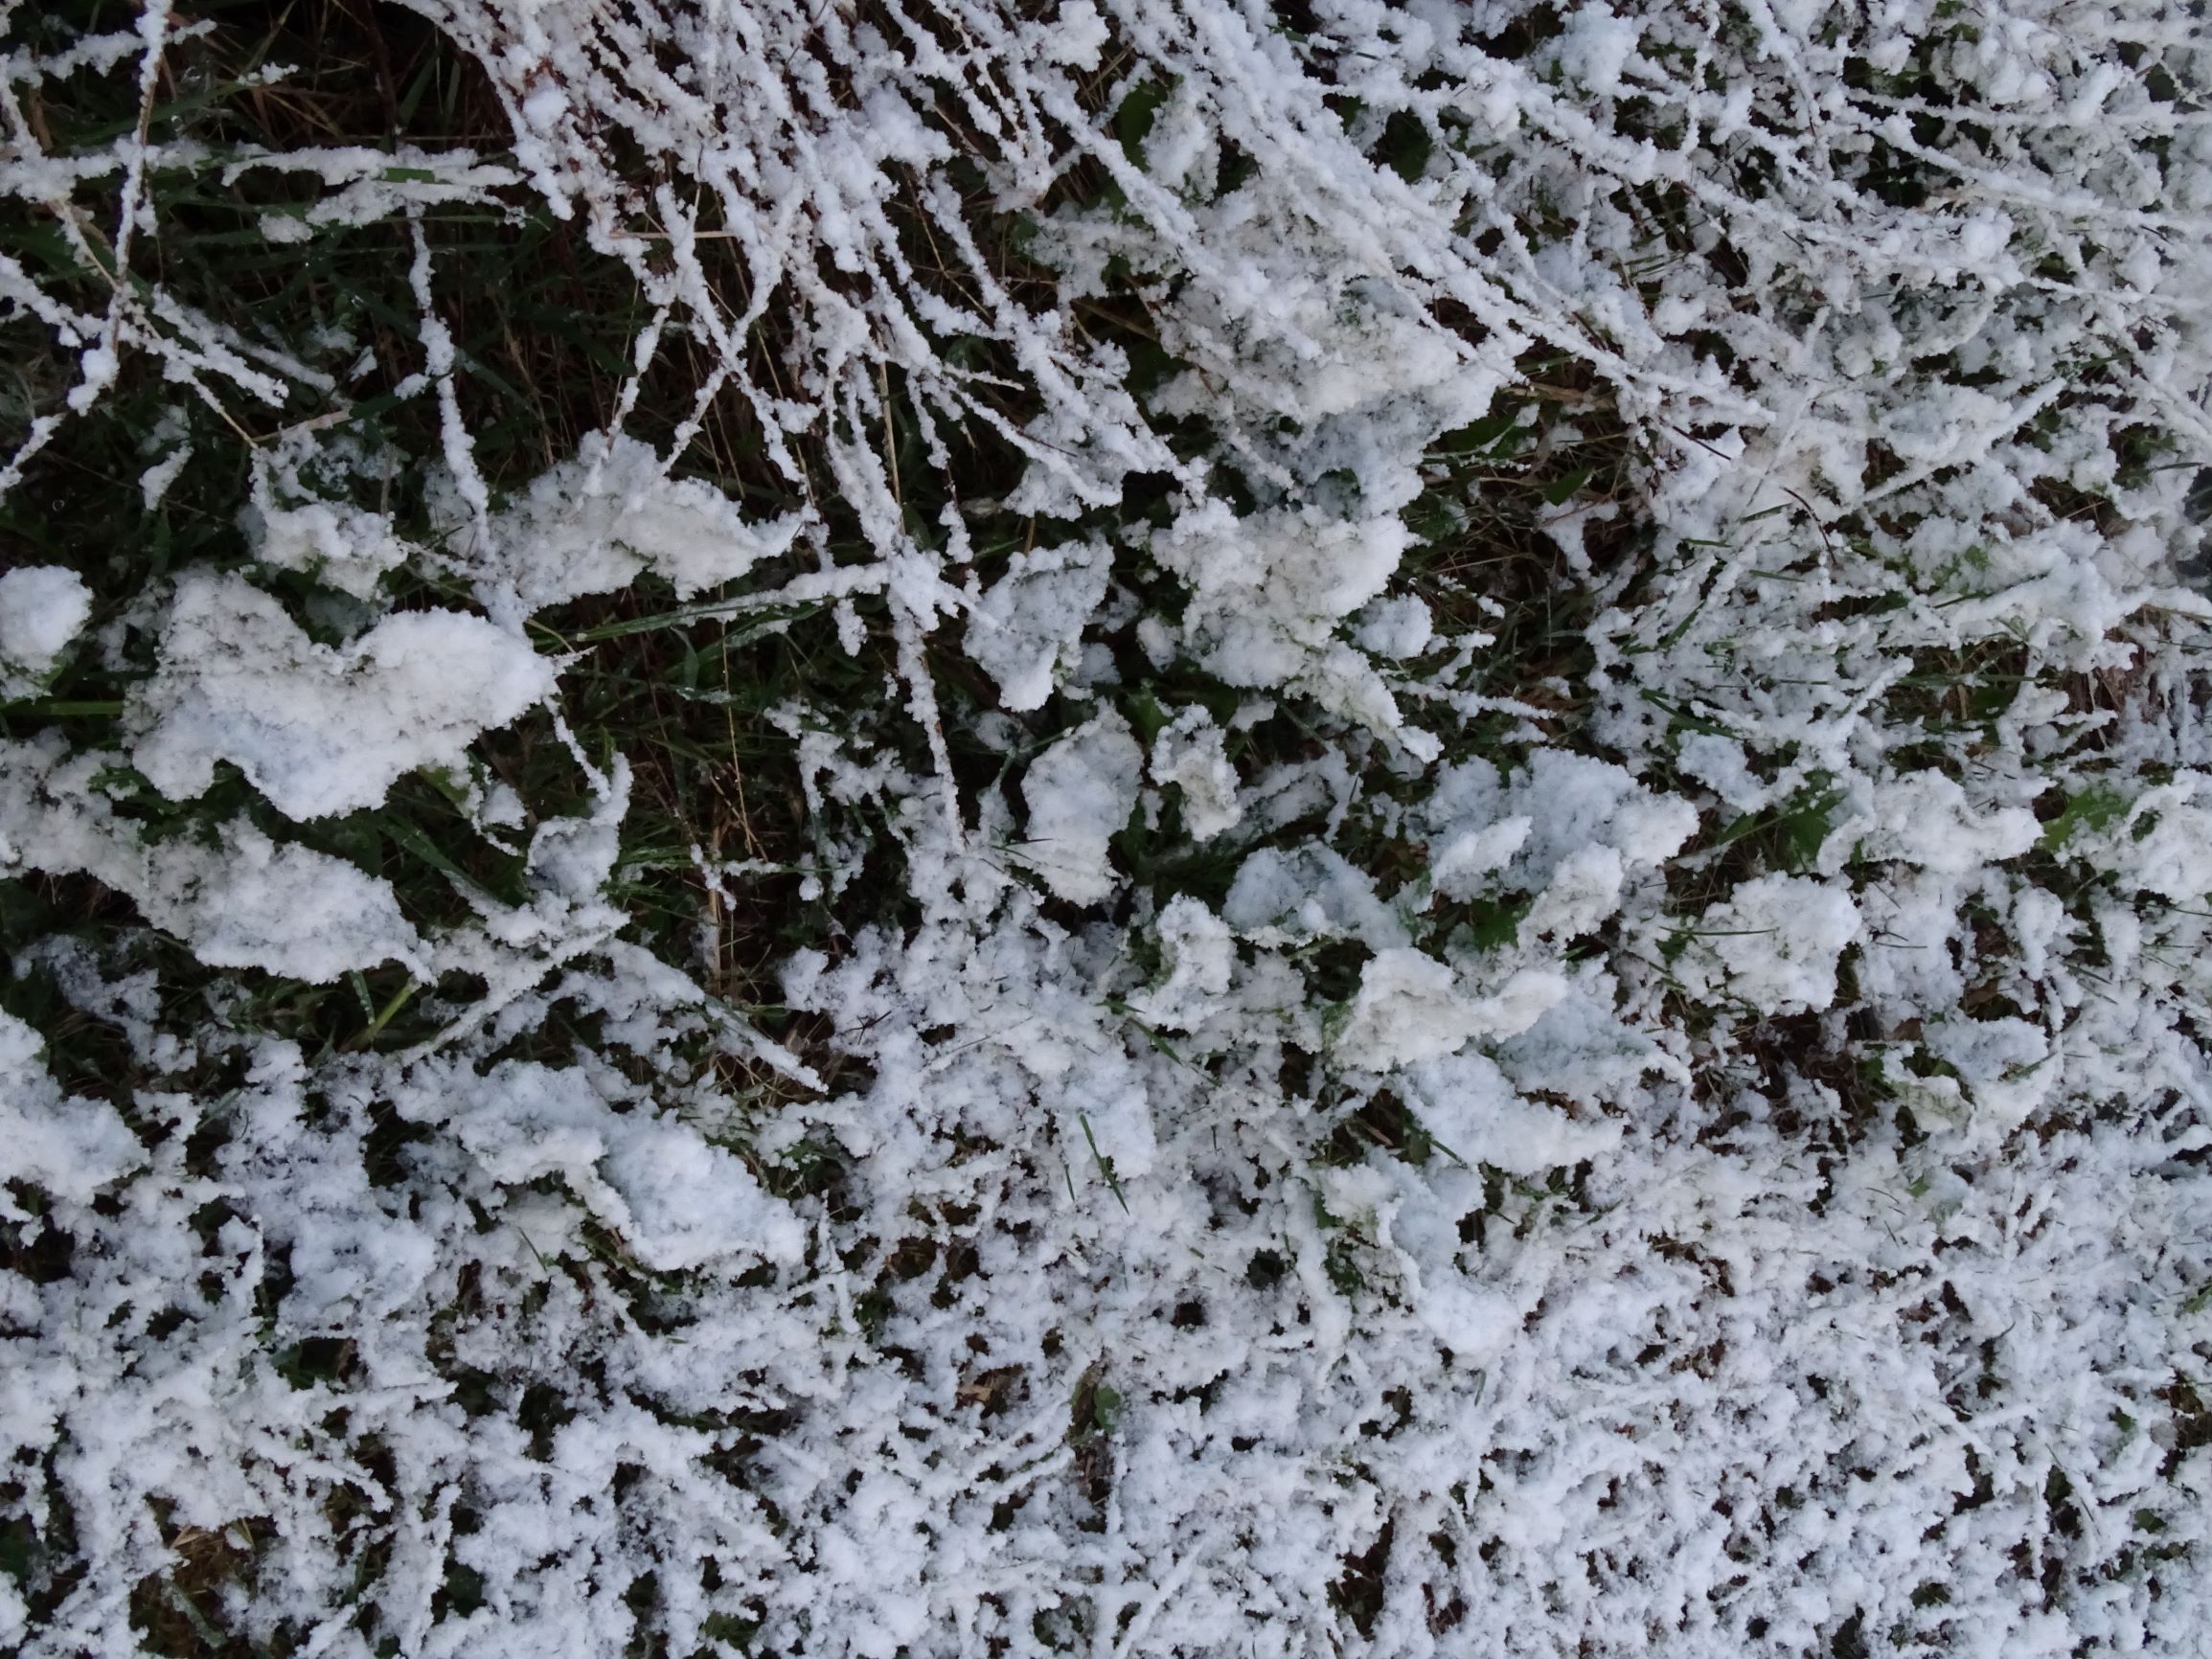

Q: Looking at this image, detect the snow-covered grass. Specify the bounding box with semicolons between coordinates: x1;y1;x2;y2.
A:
2;1;2209;1656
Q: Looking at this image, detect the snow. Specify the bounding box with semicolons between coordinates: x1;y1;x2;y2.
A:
1689;875;1864;1017
148;822;431;982
3;0;2209;1655
1148;705;1243;839
1334;947;1485;1072
0;566;91;696
1334;949;1564;1073
446;433;808;615
128;570;561;820
0;733;428;982
1852;773;2042;875
247;494;417;601
1126;895;1234;1033
1014;709;1143;905
1401;1049;1622;1174
964;539;1111;713
396;1058;806;1273
1351;595;1433;661
1225;841;1407;949
0;1011;144;1212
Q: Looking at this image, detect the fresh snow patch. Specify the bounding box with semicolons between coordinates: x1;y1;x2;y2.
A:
1015;708;1142;904
0;1011;144;1212
1334;949;1564;1072
965;538;1110;713
0;566;91;696
129;570;560;819
1149;704;1243;839
1692;874;1864;1016
1127;894;1235;1032
400;1059;806;1272
0;734;427;981
247;492;418;600
1402;1048;1623;1173
1852;772;2041;874
452;433;806;613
